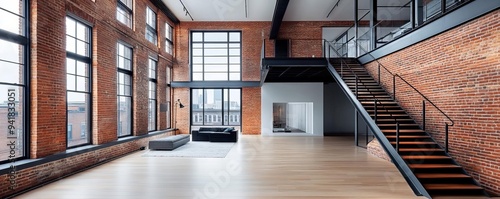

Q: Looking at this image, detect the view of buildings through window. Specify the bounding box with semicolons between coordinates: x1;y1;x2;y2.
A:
191;89;241;126
0;0;27;163
117;43;133;137
148;58;157;131
66;16;92;147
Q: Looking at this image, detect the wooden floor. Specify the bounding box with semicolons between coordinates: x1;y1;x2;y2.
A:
16;136;428;199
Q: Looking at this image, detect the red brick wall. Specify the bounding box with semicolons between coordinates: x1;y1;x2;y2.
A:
365;10;500;195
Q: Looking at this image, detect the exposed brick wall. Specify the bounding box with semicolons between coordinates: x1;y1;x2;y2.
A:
0;132;173;198
30;0;67;158
364;10;500;195
242;87;262;134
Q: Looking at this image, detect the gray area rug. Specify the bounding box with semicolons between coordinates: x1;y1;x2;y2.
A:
142;141;234;158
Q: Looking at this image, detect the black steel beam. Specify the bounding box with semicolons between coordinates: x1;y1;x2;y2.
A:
171;81;260;88
262;58;327;67
150;0;180;24
270;0;290;39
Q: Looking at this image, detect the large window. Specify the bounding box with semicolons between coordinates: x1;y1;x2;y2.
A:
117;43;132;137
0;0;27;163
166;66;172;129
148;58;157;131
166;24;173;54
191;31;241;81
117;0;133;28
146;7;157;44
66;16;92;147
191;89;241;126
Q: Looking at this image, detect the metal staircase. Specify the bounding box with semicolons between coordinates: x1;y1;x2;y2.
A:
331;58;486;197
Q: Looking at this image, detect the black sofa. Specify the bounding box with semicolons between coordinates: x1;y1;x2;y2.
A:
191;127;238;142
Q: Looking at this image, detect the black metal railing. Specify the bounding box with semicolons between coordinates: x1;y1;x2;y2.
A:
353;39;454;153
323;40;430;198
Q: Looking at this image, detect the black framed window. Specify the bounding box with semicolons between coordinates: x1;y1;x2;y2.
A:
166;65;172;128
148;58;157;131
146;7;157;44
166;24;173;54
191;89;241;126
117;0;133;28
191;31;241;81
66;16;92;148
0;0;28;163
117;42;132;137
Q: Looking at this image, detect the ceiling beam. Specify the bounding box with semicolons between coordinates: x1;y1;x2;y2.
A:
150;0;180;24
269;0;290;39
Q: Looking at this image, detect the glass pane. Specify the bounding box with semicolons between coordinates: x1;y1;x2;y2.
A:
148;99;156;131
204;32;227;42
66;58;76;74
67;74;76;90
76;76;87;92
191;89;203;125
229;49;240;56
192;49;203;56
229;32;240;42
204;57;228;64
118;96;132;136
192;32;203;42
76;40;88;56
76;23;88;41
229;57;240;64
0;10;23;35
76;61;88;77
192;57;203;64
192;43;203;48
223;89;229;124
0;39;23;64
0;85;25;161
193;64;202;72
192;73;202;81
0;60;23;84
67;92;90;147
229;73;240;81
204;43;227;49
204;89;222;125
66;36;76;53
204;48;227;56
204;73;228;81
125;84;131;96
0;1;23;15
66;17;76;37
205;65;227;72
229;64;240;72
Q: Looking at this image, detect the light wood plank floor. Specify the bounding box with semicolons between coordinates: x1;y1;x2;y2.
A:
16;136;427;199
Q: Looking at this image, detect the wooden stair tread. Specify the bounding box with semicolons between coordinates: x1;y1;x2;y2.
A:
399;148;444;152
424;184;483;190
409;164;461;169
416;173;471;178
386;135;430;139
383;129;425;133
377;123;419;126
390;141;436;145
402;155;451;159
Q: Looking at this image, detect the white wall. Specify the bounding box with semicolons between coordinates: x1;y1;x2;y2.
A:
261;83;323;136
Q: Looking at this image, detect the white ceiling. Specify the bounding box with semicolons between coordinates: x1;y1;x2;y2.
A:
162;0;409;22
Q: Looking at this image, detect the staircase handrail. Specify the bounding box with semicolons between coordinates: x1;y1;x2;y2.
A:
323;40;430;198
353;38;454;127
